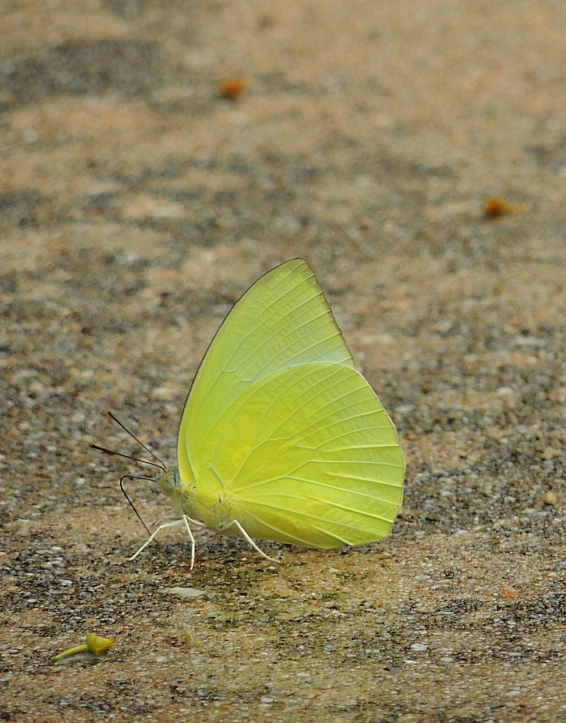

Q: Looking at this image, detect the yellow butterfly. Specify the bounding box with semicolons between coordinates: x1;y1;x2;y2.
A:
131;259;404;566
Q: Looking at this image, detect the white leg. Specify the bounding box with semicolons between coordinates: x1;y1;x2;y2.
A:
129;515;206;567
226;520;280;564
128;519;186;560
182;516;197;570
129;515;279;567
150;514;175;528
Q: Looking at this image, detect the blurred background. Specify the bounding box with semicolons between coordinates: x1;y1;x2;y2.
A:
1;1;565;721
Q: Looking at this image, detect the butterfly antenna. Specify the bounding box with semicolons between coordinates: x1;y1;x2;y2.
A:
102;411;167;471
120;475;154;537
89;444;164;471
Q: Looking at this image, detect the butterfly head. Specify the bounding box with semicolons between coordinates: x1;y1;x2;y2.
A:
157;467;181;497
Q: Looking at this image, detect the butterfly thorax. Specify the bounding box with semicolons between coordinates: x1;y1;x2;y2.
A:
157;467;233;532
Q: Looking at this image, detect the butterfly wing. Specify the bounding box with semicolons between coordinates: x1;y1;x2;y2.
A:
178;259;355;489
177;258;404;547
191;362;404;547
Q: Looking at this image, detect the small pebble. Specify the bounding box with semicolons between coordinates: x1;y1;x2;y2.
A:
543;490;557;506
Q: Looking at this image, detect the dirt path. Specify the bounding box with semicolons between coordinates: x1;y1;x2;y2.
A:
1;2;565;721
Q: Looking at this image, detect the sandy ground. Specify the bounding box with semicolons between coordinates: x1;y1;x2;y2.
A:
1;1;565;721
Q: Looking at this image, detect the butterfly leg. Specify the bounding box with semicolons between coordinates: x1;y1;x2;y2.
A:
226;520;280;564
181;515;198;570
128;519;186;560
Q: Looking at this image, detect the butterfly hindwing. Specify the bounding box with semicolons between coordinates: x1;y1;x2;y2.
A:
188;362;404;547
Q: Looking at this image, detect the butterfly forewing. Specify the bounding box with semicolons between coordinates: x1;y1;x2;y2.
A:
179;260;354;481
